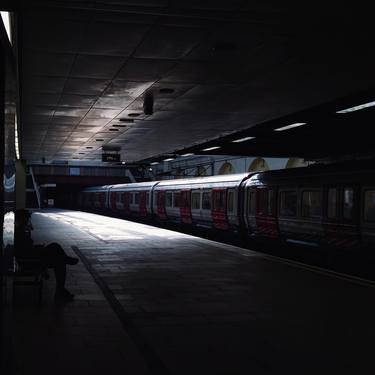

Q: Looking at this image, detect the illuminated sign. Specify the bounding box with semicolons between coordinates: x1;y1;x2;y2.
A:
102;153;120;162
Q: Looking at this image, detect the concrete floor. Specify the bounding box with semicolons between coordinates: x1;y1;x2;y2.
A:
7;209;375;375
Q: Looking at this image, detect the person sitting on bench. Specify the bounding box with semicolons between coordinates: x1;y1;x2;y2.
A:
14;209;79;303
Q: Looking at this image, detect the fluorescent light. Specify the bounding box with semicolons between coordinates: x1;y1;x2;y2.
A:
274;122;307;132
163;158;174;162
1;12;11;44
232;136;255;143
202;146;221;151
15;113;20;160
150;162;159;165
336;100;375;113
181;153;194;157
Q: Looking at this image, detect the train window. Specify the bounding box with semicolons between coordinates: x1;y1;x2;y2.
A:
257;189;268;215
134;192;139;204
302;191;322;218
146;192;150;206
327;188;338;219
268;190;274;216
166;192;173;207
343;187;354;220
202;191;211;210
248;191;256;215
258;189;274;216
364;190;375;222
129;193;134;204
116;192;122;203
173;192;180;208
191;191;200;209
280;191;297;216
227;191;234;212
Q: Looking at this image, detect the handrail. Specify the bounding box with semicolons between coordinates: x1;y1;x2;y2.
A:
29;166;41;208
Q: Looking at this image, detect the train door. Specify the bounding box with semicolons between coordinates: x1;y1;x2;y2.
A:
94;193;100;208
123;192;130;215
212;189;228;230
246;188;257;235
226;189;238;228
139;191;147;218
255;187;278;238
324;185;360;250
191;190;201;225
201;190;212;227
180;189;192;224
115;192;124;213
110;191;116;211
99;192;105;209
361;187;375;249
157;191;167;220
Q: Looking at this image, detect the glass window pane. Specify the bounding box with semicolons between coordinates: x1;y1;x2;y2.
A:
173;192;180;208
202;192;211;210
258;189;268;215
134;192;139;204
327;188;337;219
343;188;354;220
248;191;256;215
166;192;172;207
191;192;200;209
280;191;297;216
228;191;234;212
302;191;322;218
364;190;375;222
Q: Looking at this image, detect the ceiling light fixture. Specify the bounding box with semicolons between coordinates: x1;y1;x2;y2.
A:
181;153;194;157
112;124;126;127
95;139;104;141
119;118;134;123
150;162;159;165
163;158;174;162
86;146;93;149
336;100;375;113
202;146;221;151
109;128;119;131
232;136;255;143
128;113;141;117
274;122;307;132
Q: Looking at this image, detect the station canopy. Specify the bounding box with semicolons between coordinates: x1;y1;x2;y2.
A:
5;1;375;163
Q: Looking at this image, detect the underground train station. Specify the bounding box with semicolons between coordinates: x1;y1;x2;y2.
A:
2;3;375;374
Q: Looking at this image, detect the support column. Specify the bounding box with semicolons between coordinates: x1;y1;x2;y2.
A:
15;159;26;209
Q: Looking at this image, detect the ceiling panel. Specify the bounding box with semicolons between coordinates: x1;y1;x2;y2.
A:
19;4;375;163
70;54;125;79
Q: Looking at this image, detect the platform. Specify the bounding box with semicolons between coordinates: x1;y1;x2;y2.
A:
8;209;375;375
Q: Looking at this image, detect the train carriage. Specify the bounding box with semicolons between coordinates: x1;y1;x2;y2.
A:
80;185;109;212
152;174;249;230
108;181;159;219
244;163;375;251
77;160;375;254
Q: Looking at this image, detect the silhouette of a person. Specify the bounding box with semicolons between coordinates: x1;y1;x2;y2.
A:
14;209;79;303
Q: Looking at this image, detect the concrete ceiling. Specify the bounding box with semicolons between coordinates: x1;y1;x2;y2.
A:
9;1;375;163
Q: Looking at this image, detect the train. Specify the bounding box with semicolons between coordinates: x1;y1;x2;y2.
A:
77;161;375;252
